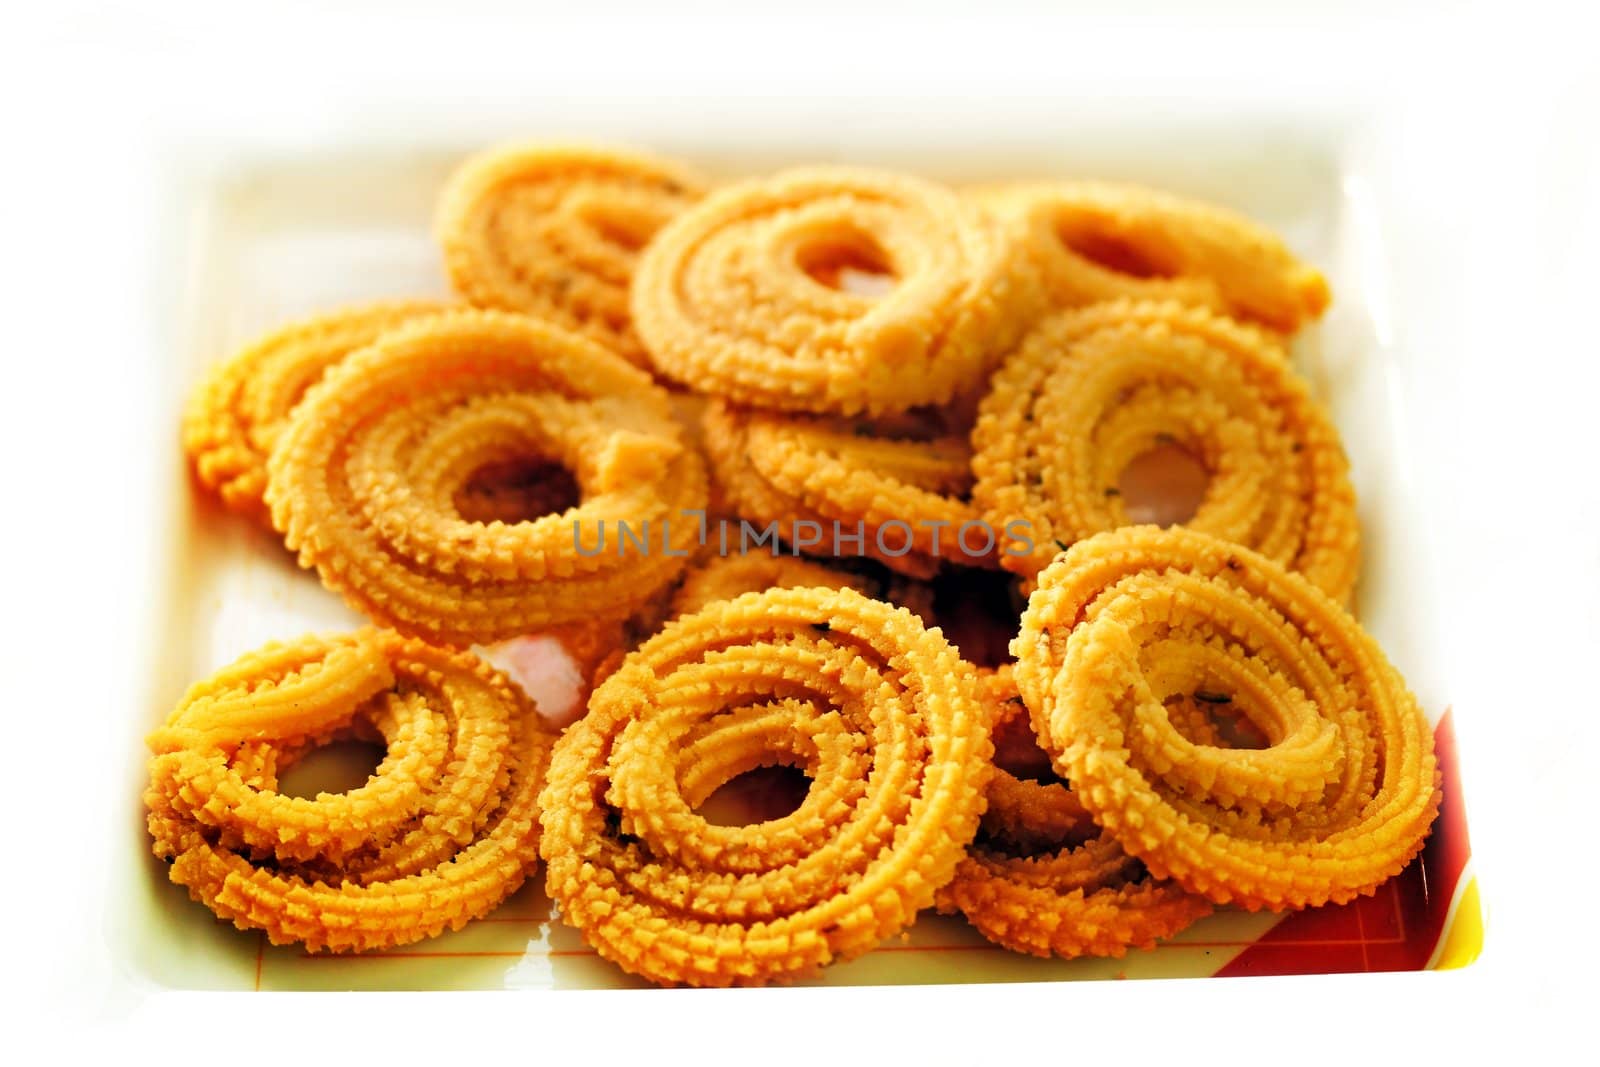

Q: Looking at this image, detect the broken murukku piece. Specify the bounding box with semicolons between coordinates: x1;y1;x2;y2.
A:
631;165;1041;415
538;585;993;986
977;180;1329;332
971;300;1360;601
182;300;449;525
265;309;707;645
436;143;705;367
145;628;556;953
1011;526;1441;912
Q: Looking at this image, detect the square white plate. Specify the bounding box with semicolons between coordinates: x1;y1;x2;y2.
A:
113;120;1472;990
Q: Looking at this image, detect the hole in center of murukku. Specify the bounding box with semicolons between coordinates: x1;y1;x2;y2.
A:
276;740;386;799
577;194;669;252
1209;706;1271;749
588;211;653;252
994;722;1065;785
1163;694;1272;750
1057;220;1174;279
454;456;581;524
798;235;898;297
1117;443;1209;526
695;765;814;826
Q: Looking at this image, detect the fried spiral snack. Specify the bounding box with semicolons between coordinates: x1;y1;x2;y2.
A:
937;669;1211;959
668;552;869;618
1012;526;1441;911
979;181;1329;332
940;833;1214;960
972;300;1359;600
539;586;993;986
437;144;704;367
266;309;708;644
145;629;556;952
632;166;1039;415
701;399;985;578
182;301;447;524
668;552;939;633
975;667;1089;851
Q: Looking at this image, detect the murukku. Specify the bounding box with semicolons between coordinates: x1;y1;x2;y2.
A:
1012;526;1441;911
182;301;448;524
668;553;870;618
145;628;556;952
265;309;708;645
436;144;705;367
631;166;1040;415
972;300;1360;601
538;586;993;986
940;833;1215;961
978;181;1329;332
701;399;988;579
936;667;1212;959
974;667;1088;851
668;552;940;634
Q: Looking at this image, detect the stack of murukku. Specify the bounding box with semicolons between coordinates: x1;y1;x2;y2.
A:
153;140;1440;982
160;145;721;954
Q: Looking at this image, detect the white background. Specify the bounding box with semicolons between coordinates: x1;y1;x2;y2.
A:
2;0;1596;1061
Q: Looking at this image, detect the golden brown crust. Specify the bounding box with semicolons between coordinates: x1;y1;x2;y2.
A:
668;553;870;618
938;836;1214;960
145;628;556;953
976;180;1329;332
936;665;1213;959
700;400;987;578
972;300;1360;601
182;301;449;524
538;586;993;986
632;166;1041;415
975;666;1090;851
265;309;708;644
437;144;704;367
1012;526;1440;911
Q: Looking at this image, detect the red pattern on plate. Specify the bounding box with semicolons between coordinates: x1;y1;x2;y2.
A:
1215;710;1473;976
